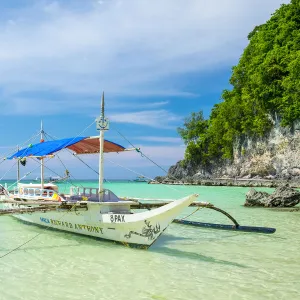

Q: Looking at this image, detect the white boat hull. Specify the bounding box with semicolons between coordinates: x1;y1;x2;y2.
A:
2;194;198;248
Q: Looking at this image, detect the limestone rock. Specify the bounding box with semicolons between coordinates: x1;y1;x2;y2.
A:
265;185;300;207
244;188;269;207
167;117;300;181
244;185;300;207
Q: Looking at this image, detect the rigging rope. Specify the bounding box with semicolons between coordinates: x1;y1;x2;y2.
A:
0;160;18;181
43;132;95;189
0;202;79;259
72;154;99;175
110;125;190;196
177;207;201;221
112;126;187;185
6;161;51;190
43;133;71;179
31;158;85;190
105;157;187;196
0;130;41;165
44;131;99;176
112;126;170;174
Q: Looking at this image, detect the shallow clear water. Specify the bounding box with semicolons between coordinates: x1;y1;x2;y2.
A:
0;181;299;300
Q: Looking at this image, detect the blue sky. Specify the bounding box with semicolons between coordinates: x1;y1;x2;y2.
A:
0;0;289;180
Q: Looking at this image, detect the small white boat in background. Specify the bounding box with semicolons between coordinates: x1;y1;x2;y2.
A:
34;174;68;183
0;93;198;249
133;176;148;183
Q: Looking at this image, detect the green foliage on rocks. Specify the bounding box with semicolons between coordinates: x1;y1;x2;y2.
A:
178;0;300;164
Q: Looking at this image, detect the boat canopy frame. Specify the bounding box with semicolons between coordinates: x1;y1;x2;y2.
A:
7;136;127;159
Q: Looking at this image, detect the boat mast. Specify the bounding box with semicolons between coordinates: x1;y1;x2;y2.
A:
40;120;44;190
17;145;20;182
96;92;109;201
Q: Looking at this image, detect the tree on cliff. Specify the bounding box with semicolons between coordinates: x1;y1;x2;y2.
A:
178;0;300;165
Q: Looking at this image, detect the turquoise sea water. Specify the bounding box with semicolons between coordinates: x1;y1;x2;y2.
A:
0;181;299;300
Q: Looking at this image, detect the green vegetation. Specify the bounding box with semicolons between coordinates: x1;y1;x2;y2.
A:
178;0;300;165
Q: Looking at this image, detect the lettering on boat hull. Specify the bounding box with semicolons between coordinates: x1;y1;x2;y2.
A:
124;220;161;240
40;217;50;224
110;214;125;223
39;218;103;234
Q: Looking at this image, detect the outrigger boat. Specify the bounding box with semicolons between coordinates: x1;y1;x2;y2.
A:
0;93;199;249
0;93;276;249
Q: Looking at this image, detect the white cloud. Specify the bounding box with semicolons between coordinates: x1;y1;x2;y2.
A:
136;136;182;143
107;100;171;110
0;0;289;115
109;109;181;128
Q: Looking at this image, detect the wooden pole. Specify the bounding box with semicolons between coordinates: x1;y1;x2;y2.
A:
40;120;44;190
17;145;20;182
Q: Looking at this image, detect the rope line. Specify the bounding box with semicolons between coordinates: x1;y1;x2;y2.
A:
73;154;99;175
0;202;79;259
0;131;41;165
112;126;170;174
43;132;93;189
0;160;18;180
31;158;85;190
6;160;51;190
47;120;96;151
112;126;186;184
178;207;201;221
105;157;187;196
43;133;72;182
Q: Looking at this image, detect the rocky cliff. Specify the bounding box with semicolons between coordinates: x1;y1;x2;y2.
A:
167;118;300;181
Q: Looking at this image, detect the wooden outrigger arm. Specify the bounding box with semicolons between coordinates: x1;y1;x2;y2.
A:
0;196;276;234
120;198;276;234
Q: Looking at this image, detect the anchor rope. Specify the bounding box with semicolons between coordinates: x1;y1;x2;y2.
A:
0;201;79;259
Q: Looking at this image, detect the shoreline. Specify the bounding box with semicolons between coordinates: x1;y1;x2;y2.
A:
149;178;300;188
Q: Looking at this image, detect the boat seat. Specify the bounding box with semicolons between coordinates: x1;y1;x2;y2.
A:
69;189;121;202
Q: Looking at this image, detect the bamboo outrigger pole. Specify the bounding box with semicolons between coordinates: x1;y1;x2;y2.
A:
0;198;276;234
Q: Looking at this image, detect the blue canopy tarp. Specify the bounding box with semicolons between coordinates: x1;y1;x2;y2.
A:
7;137;85;159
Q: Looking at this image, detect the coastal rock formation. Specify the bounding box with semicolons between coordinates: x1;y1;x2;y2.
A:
244;189;269;207
265;185;300;207
231;119;300;180
167;119;300;182
244;185;300;207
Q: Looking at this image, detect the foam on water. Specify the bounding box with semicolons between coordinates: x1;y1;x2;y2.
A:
0;181;299;300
